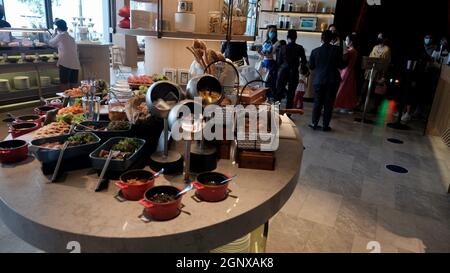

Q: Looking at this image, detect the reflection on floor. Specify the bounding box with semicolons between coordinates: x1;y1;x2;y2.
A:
1;103;449;253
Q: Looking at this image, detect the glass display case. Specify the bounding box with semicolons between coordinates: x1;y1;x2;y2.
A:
0;28;59;106
119;0;260;41
0;28;57;57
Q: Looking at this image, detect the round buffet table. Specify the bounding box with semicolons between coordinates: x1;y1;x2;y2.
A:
0;121;303;253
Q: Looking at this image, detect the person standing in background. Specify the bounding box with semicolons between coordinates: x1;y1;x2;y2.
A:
356;33;391;111
276;29;309;110
49;19;81;91
221;41;249;66
259;25;280;99
0;5;11;28
328;24;342;48
0;4;12;43
335;33;359;112
309;30;345;132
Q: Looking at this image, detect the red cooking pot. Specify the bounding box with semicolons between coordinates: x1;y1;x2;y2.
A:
139;186;182;221
0;139;29;164
193;172;230;202
9;122;40;139
14;115;45;126
116;169;158;201
34;106;58;116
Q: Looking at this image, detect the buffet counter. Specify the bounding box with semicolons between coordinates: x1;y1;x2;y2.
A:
0;120;303;253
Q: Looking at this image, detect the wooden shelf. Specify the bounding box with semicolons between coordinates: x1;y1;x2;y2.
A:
261;10;335;16
116;28;256;41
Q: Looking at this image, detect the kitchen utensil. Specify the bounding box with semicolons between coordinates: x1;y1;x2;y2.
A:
176;183;194;197
0;140;29;164
30;133;101;164
95;150;120;192
140;186;182;221
50;142;69;182
90;137;146;172
116;169;159;201
193;172;231;202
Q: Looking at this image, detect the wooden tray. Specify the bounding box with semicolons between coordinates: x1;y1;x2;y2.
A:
238;150;275;171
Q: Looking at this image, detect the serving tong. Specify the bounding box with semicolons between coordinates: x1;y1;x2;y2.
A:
95;150;120;192
49;124;76;183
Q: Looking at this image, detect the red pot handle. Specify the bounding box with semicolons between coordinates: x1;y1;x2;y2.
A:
139;199;154;209
192;181;205;190
115;181;129;190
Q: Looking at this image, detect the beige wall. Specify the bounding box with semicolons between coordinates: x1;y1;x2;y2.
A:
144;38;220;75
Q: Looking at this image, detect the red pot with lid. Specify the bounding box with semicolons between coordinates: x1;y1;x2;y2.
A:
139;186;182;221
0;139;28;164
192;172;230;202
9;122;40;139
115;169;158;201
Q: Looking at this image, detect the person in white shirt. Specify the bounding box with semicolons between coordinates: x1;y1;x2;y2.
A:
49;19;81;91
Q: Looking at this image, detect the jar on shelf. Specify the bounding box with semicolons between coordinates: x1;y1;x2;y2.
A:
130;0;158;30
208;11;222;33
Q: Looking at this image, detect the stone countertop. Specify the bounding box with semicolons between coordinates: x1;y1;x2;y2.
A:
0;123;303;253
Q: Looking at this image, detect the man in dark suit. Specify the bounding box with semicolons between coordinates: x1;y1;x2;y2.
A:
309;30;345;132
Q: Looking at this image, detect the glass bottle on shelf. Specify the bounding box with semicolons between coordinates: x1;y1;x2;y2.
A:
279;15;285;29
285;16;291;29
279;0;286;11
288;2;294;12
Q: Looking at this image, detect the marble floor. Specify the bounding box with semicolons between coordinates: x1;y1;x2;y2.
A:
1;103;450;253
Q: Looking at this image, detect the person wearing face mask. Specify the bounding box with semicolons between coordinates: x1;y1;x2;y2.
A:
335;34;359;112
258;25;280;99
401;34;438;122
356;33;391;111
49;19;81;91
275;29;309;110
328;24;342;47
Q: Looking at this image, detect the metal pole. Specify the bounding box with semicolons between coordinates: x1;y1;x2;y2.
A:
184;140;191;183
361;64;376;123
163;118;169;157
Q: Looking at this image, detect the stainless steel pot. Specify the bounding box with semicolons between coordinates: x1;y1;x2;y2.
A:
186;75;224;106
146;81;184;119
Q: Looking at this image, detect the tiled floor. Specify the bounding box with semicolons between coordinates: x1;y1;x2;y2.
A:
267;104;450;253
1;103;450;253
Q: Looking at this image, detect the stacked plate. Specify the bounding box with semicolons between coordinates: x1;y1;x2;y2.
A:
0;79;10;92
13;76;30;90
40;76;51;87
210;234;251;253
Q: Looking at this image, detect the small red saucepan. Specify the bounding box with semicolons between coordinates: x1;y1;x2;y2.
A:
116;169;159;201
34;106;58;116
14;115;45;126
139;186;182;221
192;172;231;202
9;122;40;139
0;139;29;164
